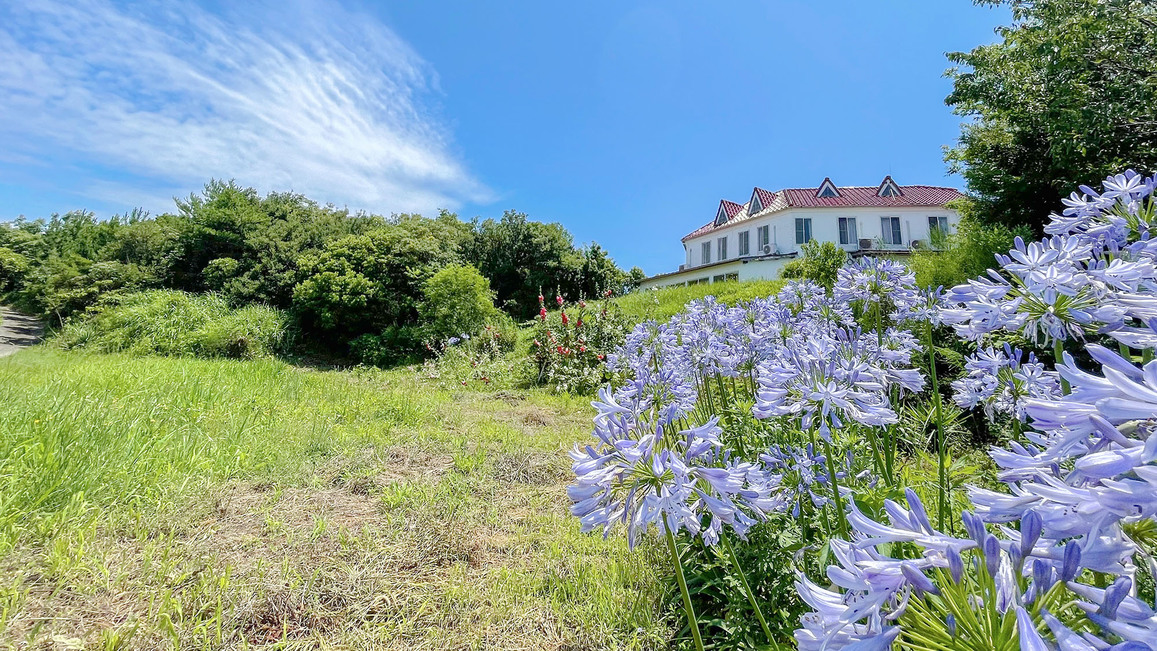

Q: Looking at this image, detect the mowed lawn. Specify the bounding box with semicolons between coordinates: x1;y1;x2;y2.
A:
0;350;669;650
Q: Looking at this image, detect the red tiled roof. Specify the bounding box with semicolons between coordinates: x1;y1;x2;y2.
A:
681;183;964;242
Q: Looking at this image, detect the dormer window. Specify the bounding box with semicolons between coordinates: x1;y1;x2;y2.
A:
877;176;903;197
749;190;763;214
816;177;840;198
715;205;728;226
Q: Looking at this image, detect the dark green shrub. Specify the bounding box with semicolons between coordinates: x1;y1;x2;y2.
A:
349;325;424;367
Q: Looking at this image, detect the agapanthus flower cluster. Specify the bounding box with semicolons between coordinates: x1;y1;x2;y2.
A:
761;443;873;516
797;331;1157;649
834;256;924;323
951;343;1062;420
569;387;783;548
941;171;1157;347
577;279;926;550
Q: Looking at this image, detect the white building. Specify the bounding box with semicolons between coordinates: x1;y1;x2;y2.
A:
640;176;965;290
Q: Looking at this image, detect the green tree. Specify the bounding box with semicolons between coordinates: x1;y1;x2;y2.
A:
292;217;463;341
946;0;1157;230
419;264;498;341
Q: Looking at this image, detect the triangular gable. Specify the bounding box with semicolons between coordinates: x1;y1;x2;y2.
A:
749;189;763;214
816;177;840;198
714;202;729;226
714;200;743;226
877;175;903;197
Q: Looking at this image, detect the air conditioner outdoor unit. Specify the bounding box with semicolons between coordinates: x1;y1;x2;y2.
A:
859;238;873;250
761;244;773;255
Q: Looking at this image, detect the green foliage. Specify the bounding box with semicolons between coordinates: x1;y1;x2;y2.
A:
945;0;1157;230
4;181;632;363
909;200;1032;288
0;247;29;292
467;211;628;319
780;240;848;289
55;290;289;359
347;325;424;367
419;264;498;342
292;217;465;341
678;523;810;649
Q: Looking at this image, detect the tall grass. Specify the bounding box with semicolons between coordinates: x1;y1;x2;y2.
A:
54;290;290;359
0;350;424;546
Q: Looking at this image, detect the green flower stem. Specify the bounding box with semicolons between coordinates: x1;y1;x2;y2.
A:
1055;340;1071;395
820;435;850;539
925;320;949;530
665;522;705;651
721;533;774;645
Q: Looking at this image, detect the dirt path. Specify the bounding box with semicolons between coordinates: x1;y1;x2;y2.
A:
0;306;45;357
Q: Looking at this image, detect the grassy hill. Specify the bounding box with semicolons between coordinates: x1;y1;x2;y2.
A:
0;349;667;649
614;279;784;323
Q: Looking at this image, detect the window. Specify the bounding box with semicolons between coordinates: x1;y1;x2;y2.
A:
718;237;728;261
724;273;739;281
928;215;949;238
750;192;762;214
713;274;726;283
838;217;858;245
795;218;812;244
738;230;750;256
757;225;770;251
701;242;711;265
881;216;903;245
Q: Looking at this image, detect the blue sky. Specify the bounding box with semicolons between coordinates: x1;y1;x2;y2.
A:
0;1;1009;274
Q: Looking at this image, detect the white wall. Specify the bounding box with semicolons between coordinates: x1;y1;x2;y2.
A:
682;206;959;268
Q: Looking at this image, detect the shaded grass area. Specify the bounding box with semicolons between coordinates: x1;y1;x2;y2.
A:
0;350;670;649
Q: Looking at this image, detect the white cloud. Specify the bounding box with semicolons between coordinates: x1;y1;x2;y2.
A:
0;0;489;214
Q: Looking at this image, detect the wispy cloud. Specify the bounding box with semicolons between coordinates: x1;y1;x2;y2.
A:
0;0;489;214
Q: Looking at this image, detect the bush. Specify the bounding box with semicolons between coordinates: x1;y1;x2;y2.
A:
909;199;1031;289
419;264;498;342
55;290;290;359
530;291;630;394
780;240;847;289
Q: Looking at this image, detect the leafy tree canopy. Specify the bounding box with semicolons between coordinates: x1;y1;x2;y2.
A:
946;0;1157;230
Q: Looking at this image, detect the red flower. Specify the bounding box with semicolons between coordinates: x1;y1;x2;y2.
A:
597;354;604;360
539;307;547;319
533;339;541;347
557;346;564;354
561;311;569;326
579;300;587;309
604;289;613;297
538;294;544;304
576;319;583;328
579;346;587;353
556;295;563;305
